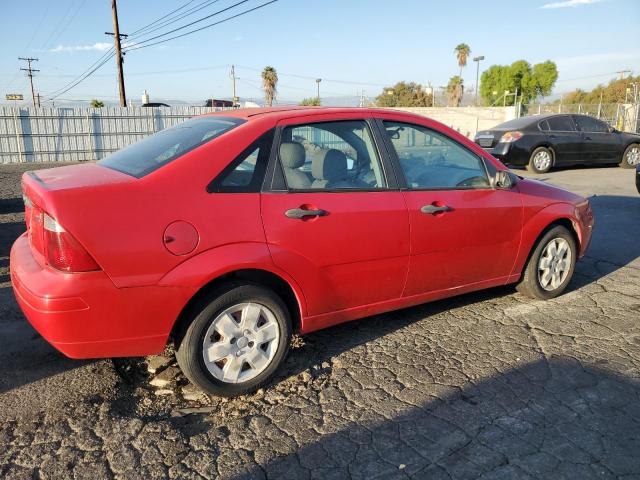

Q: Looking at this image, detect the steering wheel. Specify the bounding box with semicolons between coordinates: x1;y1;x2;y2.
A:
456;176;488;188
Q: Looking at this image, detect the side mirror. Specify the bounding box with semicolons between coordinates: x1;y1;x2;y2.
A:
494;170;517;189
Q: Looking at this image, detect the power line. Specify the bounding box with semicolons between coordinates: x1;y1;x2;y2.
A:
45;0;88;50
125;0;278;52
128;0;198;36
125;0;252;48
46;53;115;101
128;0;224;40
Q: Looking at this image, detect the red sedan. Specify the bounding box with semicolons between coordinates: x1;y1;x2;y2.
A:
11;107;594;396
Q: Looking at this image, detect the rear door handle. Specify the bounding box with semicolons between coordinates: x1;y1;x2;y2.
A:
420;204;452;215
285;208;328;219
584;136;593;140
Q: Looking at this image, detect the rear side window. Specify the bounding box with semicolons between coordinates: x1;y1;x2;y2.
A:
539;120;550;131
546;116;576;132
208;129;274;193
100;116;244;177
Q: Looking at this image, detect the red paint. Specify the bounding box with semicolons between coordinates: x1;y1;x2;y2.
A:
10;107;594;359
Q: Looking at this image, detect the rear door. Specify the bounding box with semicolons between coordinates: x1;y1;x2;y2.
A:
378;117;523;295
573;115;623;163
261;116;410;317
545;115;582;164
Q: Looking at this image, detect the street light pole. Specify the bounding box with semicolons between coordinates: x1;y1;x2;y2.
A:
316;78;322;104
472;55;484;106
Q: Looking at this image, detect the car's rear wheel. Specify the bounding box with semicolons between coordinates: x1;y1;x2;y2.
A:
620;143;640;169
516;225;576;300
176;284;292;397
526;146;553;174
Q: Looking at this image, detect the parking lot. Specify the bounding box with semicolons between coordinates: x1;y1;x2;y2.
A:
0;162;639;479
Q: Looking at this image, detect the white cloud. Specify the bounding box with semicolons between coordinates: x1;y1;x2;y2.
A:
540;0;604;9
50;42;112;53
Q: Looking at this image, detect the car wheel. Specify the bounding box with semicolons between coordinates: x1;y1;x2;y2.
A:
176;283;292;397
516;225;576;300
526;147;553;174
620;143;640;169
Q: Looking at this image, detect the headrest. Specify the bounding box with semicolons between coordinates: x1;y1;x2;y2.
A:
312;149;348;181
279;142;305;169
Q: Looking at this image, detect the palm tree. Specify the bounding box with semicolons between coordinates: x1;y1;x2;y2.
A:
446;76;464;107
90;99;104;108
261;66;278;107
454;43;471;78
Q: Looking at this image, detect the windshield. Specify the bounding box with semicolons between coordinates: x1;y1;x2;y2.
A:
99;116;244;177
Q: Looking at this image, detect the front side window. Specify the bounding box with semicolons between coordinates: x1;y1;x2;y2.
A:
383;121;490;189
546;116;576;132
100;116;244;178
279;120;386;190
574;115;609;133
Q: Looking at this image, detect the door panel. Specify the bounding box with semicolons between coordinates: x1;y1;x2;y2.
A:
378;119;523;296
545;115;582;163
261;192;410;316
402;189;522;296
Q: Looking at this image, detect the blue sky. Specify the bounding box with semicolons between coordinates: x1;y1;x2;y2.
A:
0;0;638;105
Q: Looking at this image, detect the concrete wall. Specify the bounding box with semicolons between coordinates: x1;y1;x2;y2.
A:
377;106;517;138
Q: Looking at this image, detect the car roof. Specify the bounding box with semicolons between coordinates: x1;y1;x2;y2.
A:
202;106;413;122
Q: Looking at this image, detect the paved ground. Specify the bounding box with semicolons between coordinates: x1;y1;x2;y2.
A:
0;162;639;480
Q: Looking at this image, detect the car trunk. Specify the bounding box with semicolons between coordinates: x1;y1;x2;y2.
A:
22;163;135;267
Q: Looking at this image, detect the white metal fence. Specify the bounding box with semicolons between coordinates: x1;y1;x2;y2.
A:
523;103;640;133
0;106;220;164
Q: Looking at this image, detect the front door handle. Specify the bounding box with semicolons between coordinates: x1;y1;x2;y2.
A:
285;208;328;219
584;135;593;140
420;204;452;215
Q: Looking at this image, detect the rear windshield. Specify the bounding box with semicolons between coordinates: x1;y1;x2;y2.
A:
492;117;536;130
99;116;244;177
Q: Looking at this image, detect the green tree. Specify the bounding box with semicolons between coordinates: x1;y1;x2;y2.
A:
375;81;433;107
454;43;471;78
299;97;321;106
446;76;464;107
261;66;278;107
90;99;104;108
480;60;558;106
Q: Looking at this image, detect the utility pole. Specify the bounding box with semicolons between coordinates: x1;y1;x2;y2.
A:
472;55;484;106
19;57;40;108
316;78;322;104
36;93;42;108
229;65;239;107
615;70;631;80
106;0;127;107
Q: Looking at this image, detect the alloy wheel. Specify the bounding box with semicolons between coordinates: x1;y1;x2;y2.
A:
537;237;572;291
533;150;552;171
626;146;640;166
202;302;280;383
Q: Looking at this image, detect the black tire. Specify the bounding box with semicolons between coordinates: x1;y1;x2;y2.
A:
526;146;553;174
620;143;640;169
516;225;577;300
176;283;292;397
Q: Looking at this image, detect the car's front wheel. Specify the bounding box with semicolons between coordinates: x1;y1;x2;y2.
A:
620;143;640;169
526;146;553;174
516;225;576;300
176;284;292;397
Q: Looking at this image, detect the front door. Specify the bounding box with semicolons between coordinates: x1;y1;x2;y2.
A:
378;119;523;296
261;117;410;317
573;115;623;163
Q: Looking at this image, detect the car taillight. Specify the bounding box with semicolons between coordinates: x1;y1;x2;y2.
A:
499;131;523;143
43;213;100;272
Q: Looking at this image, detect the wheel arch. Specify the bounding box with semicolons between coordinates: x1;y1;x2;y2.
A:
513;209;581;281
170;267;304;347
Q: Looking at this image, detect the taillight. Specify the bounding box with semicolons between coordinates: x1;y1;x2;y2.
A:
43;213;100;272
499;131;523;143
23;194;32;230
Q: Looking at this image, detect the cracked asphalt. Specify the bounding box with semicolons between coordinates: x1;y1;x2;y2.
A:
1;162;639;479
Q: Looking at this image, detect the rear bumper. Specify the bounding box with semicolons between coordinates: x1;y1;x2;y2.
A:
482;143;530;166
10;233;193;359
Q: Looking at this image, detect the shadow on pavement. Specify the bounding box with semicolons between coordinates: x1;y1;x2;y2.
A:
0;197;24;215
233;357;640;479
